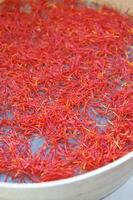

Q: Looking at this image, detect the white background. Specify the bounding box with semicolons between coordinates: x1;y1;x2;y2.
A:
104;176;133;200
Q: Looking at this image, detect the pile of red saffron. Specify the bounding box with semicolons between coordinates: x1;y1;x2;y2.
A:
0;0;132;183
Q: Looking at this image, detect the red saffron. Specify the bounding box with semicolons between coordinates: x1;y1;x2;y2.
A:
0;0;132;183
